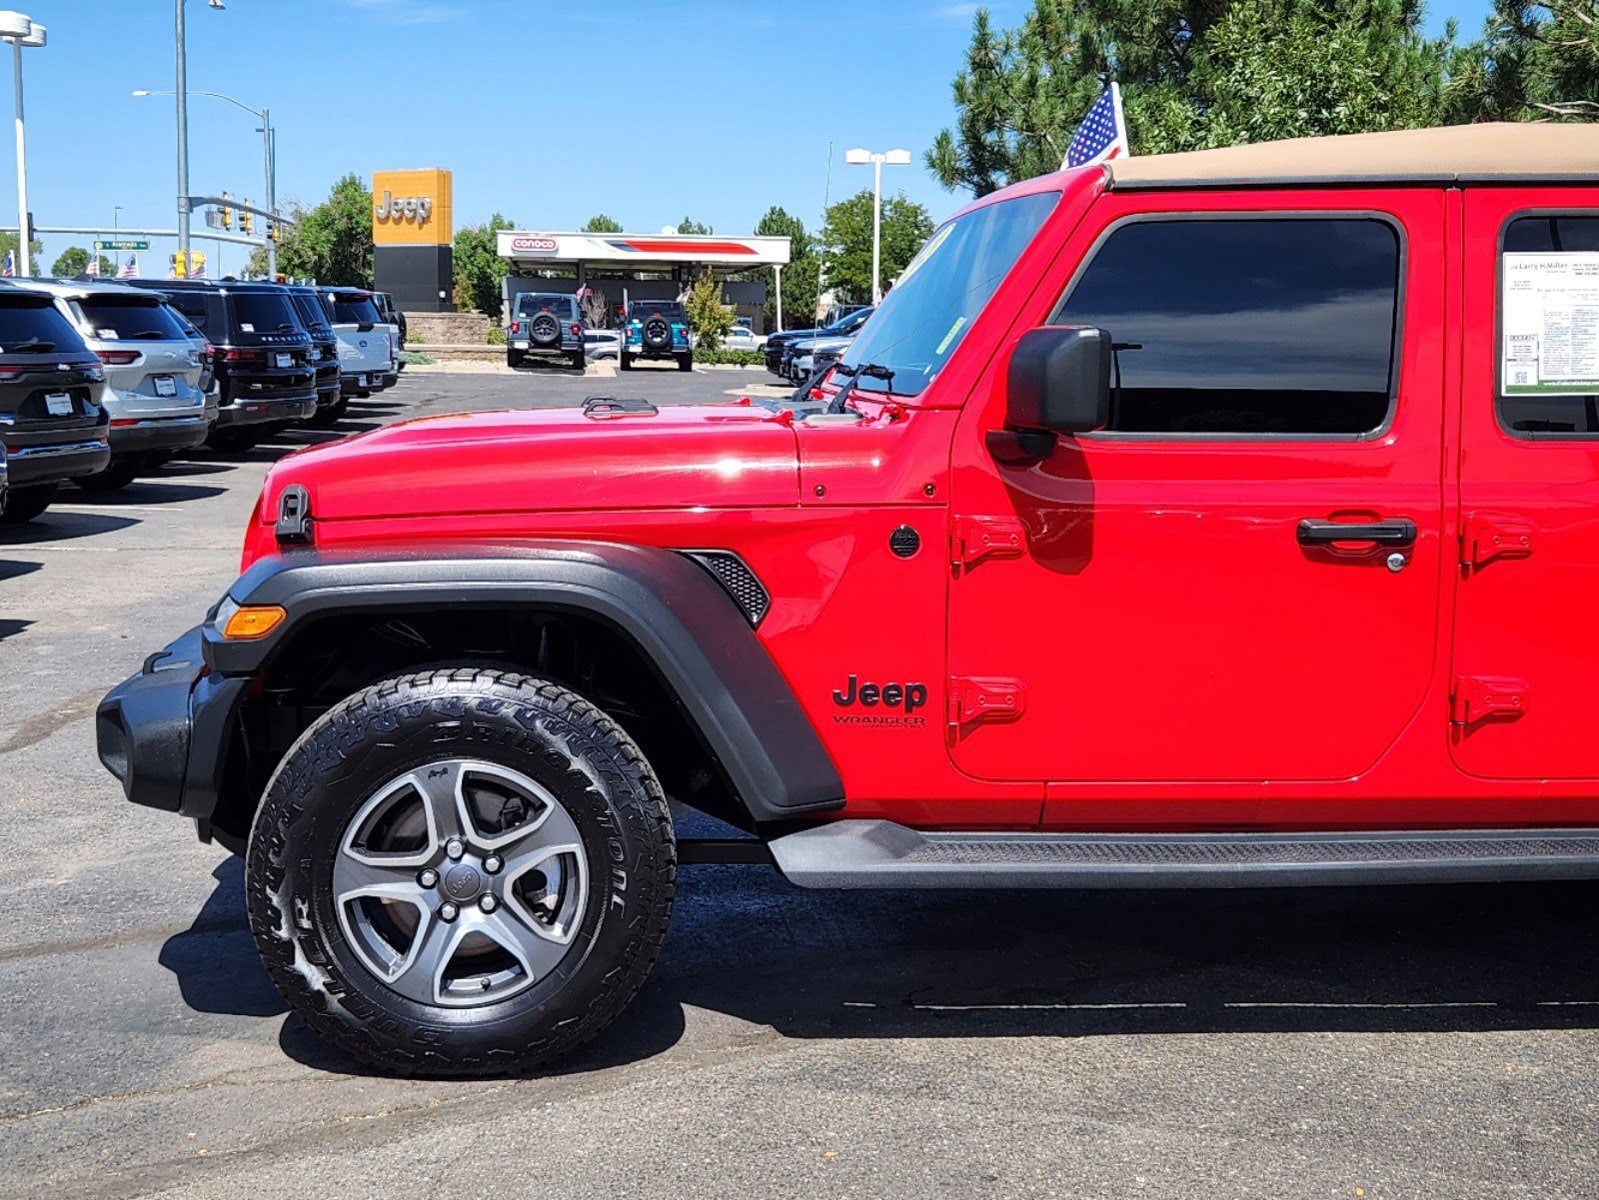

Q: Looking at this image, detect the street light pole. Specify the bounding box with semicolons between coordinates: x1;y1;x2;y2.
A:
0;12;41;277
260;106;275;276
174;0;188;266
843;147;912;305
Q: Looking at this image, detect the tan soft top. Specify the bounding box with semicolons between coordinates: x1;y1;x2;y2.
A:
1107;122;1599;189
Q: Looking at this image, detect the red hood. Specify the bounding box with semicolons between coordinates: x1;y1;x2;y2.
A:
256;403;800;529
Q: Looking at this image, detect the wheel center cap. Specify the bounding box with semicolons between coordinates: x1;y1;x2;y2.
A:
442;864;483;901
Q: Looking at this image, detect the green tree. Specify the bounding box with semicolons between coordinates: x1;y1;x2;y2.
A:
820;190;935;306
683;267;737;351
0;229;42;274
677;216;713;235
51;246;112;277
928;0;1454;195
1446;0;1599;122
755;205;817;331
582;213;623;232
252;174;375;284
453;213;515;319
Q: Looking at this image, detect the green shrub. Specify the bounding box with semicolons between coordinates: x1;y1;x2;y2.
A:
405;329;424;345
400;350;434;365
485;326;507;346
693;348;765;366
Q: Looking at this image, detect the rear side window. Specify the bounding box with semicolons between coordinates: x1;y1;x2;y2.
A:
1055;218;1401;436
74;298;190;341
330;293;382;325
0;301;89;354
230;292;300;334
1498;214;1599;436
164;292;213;334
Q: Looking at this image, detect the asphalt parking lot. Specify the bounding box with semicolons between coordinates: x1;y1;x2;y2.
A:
3;369;1599;1199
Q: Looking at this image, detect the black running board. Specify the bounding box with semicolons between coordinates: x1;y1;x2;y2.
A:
766;821;1599;889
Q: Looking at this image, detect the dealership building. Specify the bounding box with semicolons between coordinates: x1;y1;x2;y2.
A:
496;230;791;332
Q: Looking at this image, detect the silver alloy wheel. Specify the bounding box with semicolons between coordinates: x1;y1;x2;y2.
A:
332;758;588;1008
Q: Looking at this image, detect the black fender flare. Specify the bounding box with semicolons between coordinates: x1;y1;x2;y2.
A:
207;541;844;822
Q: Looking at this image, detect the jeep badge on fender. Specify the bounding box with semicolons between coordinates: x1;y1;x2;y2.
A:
833;675;928;712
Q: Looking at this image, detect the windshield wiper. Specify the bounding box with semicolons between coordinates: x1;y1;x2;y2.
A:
826;362;896;414
131;330;167;339
11;338;54;353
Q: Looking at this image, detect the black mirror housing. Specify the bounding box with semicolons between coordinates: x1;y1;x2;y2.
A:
1005;325;1113;435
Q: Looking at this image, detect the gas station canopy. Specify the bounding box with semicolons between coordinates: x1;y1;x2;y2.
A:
496;230;791;273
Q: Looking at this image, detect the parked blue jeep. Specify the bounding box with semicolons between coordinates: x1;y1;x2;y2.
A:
621;300;692;371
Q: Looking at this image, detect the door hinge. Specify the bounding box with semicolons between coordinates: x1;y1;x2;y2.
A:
1462;513;1535;568
953;515;1025;569
1451;675;1531;725
948;676;1026;730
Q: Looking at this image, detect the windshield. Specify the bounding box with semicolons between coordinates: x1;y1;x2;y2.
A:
74;297;191;342
230;292;302;334
839;190;1059;397
329;293;382;325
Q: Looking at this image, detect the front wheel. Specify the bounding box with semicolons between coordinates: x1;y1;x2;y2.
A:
246;668;676;1077
74;460;140;492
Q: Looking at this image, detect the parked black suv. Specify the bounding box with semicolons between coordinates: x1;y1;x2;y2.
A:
284;286;343;425
0;288;110;523
507;292;585;370
763;304;874;375
125;279;316;452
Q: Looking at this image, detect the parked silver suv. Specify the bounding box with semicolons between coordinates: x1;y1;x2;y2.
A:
20;279;209;489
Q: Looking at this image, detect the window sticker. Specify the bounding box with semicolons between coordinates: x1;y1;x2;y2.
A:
240;323;255;333
1502;252;1599;394
935;315;968;356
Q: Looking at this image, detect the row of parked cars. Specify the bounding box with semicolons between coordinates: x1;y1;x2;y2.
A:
0;278;404;522
762;304;875;382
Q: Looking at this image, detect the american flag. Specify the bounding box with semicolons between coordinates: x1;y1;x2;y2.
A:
118;254;137;279
86;253;100;277
2;250;14;277
1064;82;1129;169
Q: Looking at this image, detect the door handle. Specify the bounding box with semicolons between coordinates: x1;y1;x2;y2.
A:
1296;518;1418;547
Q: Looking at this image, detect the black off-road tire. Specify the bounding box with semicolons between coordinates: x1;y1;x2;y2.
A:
619;352;633;371
245;667;676;1077
676;352;693;373
309;397;349;427
570;350;586;371
507;350;524;369
0;481;58;523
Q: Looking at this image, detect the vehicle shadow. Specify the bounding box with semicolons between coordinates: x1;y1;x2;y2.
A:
64;480;227;506
162;849;1599;1081
0;511;139;544
0;617;33;642
0;558;41;582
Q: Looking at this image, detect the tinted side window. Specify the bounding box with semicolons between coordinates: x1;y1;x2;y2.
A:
1056;218;1401;435
166;292;212;334
1498;215;1599;436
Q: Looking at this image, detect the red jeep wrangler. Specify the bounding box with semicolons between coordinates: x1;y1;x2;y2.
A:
99;123;1599;1076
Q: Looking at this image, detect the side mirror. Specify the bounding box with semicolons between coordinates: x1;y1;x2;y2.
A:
991;326;1112;463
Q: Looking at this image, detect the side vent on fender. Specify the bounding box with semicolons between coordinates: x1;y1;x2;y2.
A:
682;551;770;627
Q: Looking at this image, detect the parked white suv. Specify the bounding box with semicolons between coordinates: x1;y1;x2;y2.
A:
319;287;398;398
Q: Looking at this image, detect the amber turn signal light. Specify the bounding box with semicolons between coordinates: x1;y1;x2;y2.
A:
221;605;286;640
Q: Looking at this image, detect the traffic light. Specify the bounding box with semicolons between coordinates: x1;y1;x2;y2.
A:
266;221;279;243
240;202;253;234
220;191;233;231
170;251;185;279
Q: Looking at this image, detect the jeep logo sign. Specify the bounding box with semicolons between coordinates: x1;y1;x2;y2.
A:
374;191;433;224
511;235;558;255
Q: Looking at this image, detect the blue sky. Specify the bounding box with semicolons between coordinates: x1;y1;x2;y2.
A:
11;0;1493;274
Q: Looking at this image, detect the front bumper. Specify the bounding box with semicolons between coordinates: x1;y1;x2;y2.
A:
97;625;248;823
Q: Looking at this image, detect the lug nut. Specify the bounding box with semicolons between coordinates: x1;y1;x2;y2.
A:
483;854;503;875
479;894;499;913
418;868;439;888
445;838;465;860
438;902;459;922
